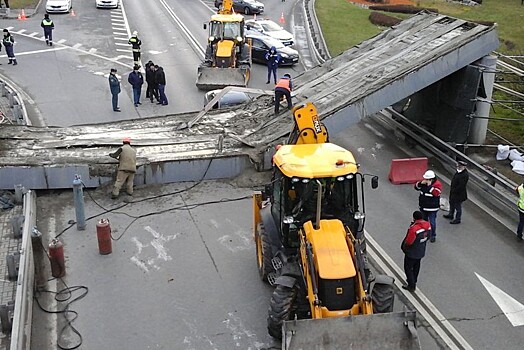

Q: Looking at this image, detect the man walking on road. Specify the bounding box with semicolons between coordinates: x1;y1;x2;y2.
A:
274;73;292;115
516;182;524;241
2;29;17;65
108;68;121;112
414;170;442;242
128;65;144;107
265;46;280;84
401;211;430;292
155;65;168;106
128;31;142;67
443;161;469;224
41;14;54;46
109;138;137;199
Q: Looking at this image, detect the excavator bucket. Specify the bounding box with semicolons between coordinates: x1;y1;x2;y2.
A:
282;311;421;350
196;66;250;91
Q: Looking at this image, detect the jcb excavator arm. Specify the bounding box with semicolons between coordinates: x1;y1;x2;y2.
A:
288;102;329;145
218;0;234;14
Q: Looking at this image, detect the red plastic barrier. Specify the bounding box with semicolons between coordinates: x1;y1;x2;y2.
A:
388;157;428;185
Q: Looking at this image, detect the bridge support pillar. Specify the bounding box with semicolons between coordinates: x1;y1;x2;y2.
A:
469;55;497;145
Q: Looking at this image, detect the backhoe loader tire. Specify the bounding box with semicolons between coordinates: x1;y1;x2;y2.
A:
267;284;297;339
255;223;274;282
371;281;395;313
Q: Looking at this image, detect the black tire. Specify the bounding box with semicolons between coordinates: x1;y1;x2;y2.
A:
267;284;297;339
244;7;251;15
255;223;274;282
371;281;395;313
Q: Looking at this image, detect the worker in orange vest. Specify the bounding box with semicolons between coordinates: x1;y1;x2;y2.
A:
274;73;292;115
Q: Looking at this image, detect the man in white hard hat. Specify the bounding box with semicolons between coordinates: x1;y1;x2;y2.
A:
128;30;142;66
414;169;442;242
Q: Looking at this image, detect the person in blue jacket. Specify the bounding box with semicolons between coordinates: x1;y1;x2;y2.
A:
128;65;144;107
265;46;281;84
108;68;121;112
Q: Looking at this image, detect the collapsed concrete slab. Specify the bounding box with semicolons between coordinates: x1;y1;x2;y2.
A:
0;11;499;189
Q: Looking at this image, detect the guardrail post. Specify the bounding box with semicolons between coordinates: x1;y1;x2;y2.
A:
0;81;6;97
73;175;86;230
8;91;14;108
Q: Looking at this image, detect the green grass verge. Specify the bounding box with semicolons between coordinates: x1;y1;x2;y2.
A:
316;0;524;145
7;0;37;9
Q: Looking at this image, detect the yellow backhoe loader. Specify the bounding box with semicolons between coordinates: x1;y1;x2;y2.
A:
253;102;421;349
196;0;251;90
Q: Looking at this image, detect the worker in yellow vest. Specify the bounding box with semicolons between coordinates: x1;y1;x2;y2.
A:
516;183;524;241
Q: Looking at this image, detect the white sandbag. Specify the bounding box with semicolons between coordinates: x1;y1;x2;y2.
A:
508;149;524;162
511;160;524;175
496;144;510;160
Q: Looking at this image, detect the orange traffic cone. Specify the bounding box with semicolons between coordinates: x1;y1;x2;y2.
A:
279;12;285;24
19;9;27;20
70;9;76;17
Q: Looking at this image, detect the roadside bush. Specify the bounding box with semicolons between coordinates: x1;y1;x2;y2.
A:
369;12;402;27
369;5;438;14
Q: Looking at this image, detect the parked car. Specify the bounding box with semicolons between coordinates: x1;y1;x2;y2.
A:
245;19;294;46
214;0;264;15
204;89;252;110
96;0;118;9
246;32;299;66
46;0;72;13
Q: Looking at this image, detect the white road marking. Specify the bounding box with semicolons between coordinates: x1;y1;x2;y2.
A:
148;50;163;55
15;29;26;34
111;18;125;23
28;32;39;37
476;273;524;327
129;227;179;272
72;43;82;49
0;46;68;57
115;43;129;46
57;39;66;44
116;48;131;53
367;233;473;350
88;48;97;54
114;36;129;41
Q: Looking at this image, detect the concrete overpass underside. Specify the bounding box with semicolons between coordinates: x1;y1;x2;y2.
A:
0;11;499;189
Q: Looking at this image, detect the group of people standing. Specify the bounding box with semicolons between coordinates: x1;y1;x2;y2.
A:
108;31;168;112
401;162;469;292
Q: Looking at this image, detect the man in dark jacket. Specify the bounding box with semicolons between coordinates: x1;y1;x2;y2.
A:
41;14;54;46
109;138;137;199
128;65;144;107
108;68;121;112
155;65;168;106
145;61;159;103
401;211;430;292
414;170;442;242
274;73;292;115
265;46;280;84
443;161;469;224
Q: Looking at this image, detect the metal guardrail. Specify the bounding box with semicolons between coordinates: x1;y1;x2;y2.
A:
10;190;36;350
303;0;330;64
0;79;29;126
381;108;518;216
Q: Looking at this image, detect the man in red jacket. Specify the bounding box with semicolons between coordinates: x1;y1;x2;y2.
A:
401;211;431;292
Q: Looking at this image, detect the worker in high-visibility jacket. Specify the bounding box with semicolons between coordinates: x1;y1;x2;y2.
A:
274;73;292;115
41;13;54;46
516;183;524;241
128;31;142;66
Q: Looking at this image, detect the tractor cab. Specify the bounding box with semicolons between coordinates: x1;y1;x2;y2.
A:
268;143;377;248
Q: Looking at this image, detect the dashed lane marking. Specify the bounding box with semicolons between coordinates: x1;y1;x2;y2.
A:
28;32;39;37
116;49;131;53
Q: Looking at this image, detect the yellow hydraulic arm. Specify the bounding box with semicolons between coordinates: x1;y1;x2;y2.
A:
288;102;329;145
218;0;234;14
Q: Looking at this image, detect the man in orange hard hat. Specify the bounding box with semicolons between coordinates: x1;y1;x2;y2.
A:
109;138;137;199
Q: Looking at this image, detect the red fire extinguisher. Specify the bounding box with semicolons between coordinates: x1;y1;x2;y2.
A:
96;219;112;255
49;239;66;278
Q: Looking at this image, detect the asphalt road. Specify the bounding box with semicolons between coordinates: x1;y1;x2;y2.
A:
3;0;523;348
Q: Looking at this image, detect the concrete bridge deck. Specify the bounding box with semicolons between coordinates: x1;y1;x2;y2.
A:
0;11;499;189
